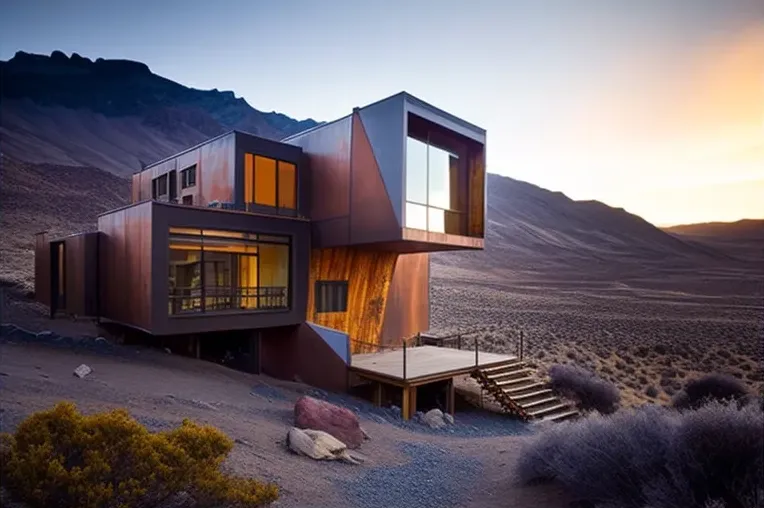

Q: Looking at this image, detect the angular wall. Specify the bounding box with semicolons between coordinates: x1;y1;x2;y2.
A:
306;247;398;353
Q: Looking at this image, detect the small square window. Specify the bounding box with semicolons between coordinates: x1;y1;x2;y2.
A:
315;281;348;313
181;165;197;189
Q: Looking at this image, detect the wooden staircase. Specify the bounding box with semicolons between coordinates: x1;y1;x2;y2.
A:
471;359;579;422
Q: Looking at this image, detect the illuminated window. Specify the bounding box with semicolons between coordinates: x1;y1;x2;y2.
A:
244;154;297;211
254;156;277;207
168;228;290;315
278;161;297;209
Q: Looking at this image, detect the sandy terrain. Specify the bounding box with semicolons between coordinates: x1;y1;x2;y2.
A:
429;263;764;407
0;338;569;508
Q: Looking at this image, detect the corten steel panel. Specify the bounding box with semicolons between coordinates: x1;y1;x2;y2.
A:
380;253;430;347
232;132;305;212
259;324;348;393
150;202;311;336
61;232;99;317
350;112;400;244
131;174;141;203
306;247;397;353
468;144;486;238
97;201;153;332
34;232;50;306
283;115;352;226
200;134;235;205
357;94;406;226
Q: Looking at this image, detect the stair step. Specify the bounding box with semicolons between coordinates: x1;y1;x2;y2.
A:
527;402;571;418
540;409;580;423
481;361;524;374
495;376;535;387
519;396;559;409
502;382;545;395
487;367;533;381
510;388;553;401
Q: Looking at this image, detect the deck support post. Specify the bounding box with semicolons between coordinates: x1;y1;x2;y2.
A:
447;378;455;416
195;336;200;359
402;385;411;420
373;381;382;407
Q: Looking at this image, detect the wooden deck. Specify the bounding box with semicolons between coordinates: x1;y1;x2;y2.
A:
349;345;516;385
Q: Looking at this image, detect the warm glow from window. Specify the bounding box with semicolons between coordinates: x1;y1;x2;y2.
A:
278;161;297;209
254;156;277;207
244;154;254;205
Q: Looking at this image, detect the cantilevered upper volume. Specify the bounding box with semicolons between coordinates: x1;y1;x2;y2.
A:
282;92;487;253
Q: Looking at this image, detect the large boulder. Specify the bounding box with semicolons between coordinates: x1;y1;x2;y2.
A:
294;396;363;449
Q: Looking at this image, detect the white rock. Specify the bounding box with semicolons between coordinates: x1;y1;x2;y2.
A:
443;412;455;425
421;409;447;429
73;364;92;378
286;427;363;464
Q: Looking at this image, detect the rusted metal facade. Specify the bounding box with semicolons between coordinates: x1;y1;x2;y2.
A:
32;91;487;390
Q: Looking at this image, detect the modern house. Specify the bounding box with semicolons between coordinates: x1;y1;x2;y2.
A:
35;92;582;421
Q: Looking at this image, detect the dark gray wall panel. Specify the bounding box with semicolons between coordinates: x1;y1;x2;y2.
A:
358;94;405;227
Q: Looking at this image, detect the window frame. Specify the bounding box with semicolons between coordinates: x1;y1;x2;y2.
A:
244;153;298;213
167;227;292;316
314;280;349;313
180;164;197;189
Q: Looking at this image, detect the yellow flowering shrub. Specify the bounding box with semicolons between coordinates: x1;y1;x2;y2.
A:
0;402;278;508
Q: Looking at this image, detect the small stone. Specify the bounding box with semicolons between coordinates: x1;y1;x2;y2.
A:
235;438;252;447
164;347;172;354
421;409;447;429
73;364;92;378
95;337;107;343
443;413;455;425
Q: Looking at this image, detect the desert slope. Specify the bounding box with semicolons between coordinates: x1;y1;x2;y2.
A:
663;220;764;262
432;173;735;280
0;51;318;176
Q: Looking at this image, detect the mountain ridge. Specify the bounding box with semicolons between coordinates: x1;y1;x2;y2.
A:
0;50;319;175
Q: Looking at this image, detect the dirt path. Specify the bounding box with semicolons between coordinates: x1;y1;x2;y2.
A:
0;341;569;508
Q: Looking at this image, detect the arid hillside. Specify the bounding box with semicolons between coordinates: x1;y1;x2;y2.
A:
0;51;318;176
663;219;764;263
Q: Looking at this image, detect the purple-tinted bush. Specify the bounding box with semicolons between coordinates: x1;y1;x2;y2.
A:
548;364;620;414
517;402;764;508
673;373;751;410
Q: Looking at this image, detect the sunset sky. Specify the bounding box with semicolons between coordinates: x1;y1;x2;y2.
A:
1;0;762;226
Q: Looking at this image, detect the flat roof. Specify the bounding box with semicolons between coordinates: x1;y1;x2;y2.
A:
349;345;516;385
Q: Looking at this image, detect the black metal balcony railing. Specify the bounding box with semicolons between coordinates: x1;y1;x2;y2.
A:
169;285;288;315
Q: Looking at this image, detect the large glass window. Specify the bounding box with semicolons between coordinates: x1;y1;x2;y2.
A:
405;135;461;234
244;154;297;212
168;227;290;315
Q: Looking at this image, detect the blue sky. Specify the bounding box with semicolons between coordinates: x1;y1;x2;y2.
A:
1;0;762;225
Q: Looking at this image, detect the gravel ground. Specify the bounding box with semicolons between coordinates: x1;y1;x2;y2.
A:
0;325;571;508
340;441;483;508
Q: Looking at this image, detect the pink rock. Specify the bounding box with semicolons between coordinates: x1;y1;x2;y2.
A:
294;396;363;449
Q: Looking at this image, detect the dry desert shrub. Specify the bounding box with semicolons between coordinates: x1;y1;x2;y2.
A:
516;401;764;508
672;373;752;410
0;401;278;508
548;364;620;414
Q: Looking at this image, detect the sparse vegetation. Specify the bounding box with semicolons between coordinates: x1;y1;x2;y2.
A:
517;401;764;508
548;364;620;414
0;402;278;508
673;373;752;410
